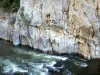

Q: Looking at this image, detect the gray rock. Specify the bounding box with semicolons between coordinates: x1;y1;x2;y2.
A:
1;0;100;59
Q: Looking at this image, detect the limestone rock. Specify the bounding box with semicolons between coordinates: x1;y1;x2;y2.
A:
1;0;100;59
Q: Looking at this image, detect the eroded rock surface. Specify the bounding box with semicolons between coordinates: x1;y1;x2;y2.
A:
1;0;100;59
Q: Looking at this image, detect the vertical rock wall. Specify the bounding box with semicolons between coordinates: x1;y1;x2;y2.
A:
1;0;100;59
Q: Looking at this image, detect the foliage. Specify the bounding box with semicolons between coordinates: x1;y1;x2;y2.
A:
0;0;20;12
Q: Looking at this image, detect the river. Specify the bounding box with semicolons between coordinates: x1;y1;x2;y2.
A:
0;40;100;75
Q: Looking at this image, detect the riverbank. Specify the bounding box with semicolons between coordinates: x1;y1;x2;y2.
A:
0;39;100;75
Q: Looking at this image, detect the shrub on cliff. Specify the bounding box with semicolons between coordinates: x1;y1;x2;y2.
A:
0;0;20;12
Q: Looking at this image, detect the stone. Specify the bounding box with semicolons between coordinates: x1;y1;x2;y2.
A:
1;0;100;59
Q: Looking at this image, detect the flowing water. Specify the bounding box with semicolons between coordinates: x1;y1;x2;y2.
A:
0;40;100;75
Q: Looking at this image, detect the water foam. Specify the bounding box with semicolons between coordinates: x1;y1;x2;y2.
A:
2;60;28;73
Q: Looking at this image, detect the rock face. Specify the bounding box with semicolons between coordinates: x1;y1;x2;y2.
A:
1;0;100;59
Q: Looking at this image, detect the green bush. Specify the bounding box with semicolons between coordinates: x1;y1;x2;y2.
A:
0;0;20;12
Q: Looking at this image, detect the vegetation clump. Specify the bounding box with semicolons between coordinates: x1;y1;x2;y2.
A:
0;0;20;12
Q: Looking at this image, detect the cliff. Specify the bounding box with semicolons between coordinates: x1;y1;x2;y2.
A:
0;0;100;59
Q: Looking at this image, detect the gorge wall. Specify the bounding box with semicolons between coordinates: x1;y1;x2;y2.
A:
0;0;100;59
